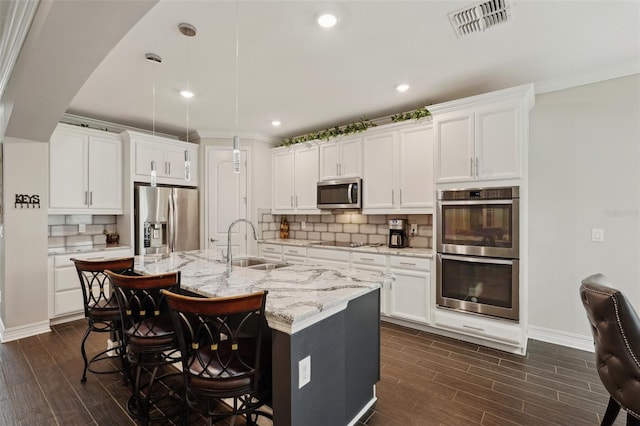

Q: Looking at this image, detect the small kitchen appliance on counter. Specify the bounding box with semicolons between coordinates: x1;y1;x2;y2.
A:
388;219;409;248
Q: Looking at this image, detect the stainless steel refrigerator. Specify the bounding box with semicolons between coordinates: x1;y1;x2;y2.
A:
134;185;199;255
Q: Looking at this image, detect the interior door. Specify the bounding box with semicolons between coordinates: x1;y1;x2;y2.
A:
206;147;248;257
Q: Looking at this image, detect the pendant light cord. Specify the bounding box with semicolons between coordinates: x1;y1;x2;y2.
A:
234;0;239;130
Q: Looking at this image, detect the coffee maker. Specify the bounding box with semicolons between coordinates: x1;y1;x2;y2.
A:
388;219;409;248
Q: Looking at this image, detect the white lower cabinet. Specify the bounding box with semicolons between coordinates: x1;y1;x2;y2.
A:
259;243;282;261
351;252;388;314
307;247;349;269
48;248;133;322
388;255;431;324
282;246;307;264
433;307;523;347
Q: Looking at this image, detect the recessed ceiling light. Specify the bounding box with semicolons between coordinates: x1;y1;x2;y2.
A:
396;84;410;93
180;90;194;98
317;13;337;28
271;120;282;127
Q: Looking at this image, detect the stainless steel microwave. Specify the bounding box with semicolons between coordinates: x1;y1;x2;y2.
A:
317;178;362;209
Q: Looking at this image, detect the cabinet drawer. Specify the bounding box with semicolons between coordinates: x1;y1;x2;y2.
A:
433;308;522;346
54;289;84;316
54;248;133;268
54;266;79;292
351;252;386;267
282;246;306;257
260;244;282;259
307;247;350;262
389;256;431;271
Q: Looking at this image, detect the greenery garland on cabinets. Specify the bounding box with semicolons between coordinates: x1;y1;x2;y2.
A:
281;117;376;147
390;106;431;122
279;106;431;147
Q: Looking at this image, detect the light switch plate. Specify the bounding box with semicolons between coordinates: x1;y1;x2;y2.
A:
78;224;86;233
298;355;311;388
410;223;418;236
591;228;604;242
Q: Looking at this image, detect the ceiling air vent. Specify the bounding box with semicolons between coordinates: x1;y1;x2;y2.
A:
449;0;512;38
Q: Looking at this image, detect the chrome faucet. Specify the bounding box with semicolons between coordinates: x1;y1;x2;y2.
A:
226;219;258;267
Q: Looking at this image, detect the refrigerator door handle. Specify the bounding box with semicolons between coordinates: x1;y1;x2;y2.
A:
168;190;176;252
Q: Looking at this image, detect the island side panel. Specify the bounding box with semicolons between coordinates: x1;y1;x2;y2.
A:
345;289;380;421
270;289;381;426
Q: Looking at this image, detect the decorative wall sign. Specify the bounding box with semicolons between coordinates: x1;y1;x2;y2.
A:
14;194;40;208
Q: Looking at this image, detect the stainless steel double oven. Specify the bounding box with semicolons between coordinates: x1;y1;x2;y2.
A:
436;186;520;321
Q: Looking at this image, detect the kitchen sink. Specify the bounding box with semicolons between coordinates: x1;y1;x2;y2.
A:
231;257;290;270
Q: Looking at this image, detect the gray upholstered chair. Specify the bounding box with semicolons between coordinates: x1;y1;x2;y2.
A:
580;273;640;426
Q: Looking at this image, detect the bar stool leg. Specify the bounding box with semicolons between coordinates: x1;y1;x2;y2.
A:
80;325;91;383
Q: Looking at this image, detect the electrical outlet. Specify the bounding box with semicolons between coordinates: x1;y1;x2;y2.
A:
410;223;418;237
0;290;2;303
298;355;311;389
301;221;306;230
78;224;86;233
591;228;604;242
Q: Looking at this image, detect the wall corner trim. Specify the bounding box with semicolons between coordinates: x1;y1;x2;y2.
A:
0;319;51;343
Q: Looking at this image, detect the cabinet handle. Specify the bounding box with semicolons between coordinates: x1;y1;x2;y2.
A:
359;257;374;262
462;324;485;332
168;161;171;175
399;189;403;204
336;163;340;176
89;191;93;206
84;191;88;205
286;249;299;254
399;262;416;266
470;157;474;176
295;195;298;207
290;195;294;207
339;163;343;176
475;157;479;177
264;247;276;252
391;190;395;204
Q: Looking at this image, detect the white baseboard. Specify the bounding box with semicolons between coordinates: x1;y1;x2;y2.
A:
527;325;595;353
0;319;51;343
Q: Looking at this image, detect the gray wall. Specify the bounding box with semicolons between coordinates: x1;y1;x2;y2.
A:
528;74;640;341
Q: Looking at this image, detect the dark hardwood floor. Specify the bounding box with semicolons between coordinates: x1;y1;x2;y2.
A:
0;319;622;426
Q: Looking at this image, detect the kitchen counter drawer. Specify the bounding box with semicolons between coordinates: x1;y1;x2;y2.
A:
389;255;431;271
54;248;133;267
307;247;350;262
351;252;387;268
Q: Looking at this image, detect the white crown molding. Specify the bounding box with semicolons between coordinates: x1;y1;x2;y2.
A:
527;325;595;353
0;0;39;101
195;129;279;145
61;113;178;140
0;318;51;343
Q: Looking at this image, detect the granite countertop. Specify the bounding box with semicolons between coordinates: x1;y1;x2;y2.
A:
259;239;433;258
134;249;392;335
48;244;132;256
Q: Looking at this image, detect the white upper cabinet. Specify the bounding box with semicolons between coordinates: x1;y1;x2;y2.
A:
124;130;199;186
49;123;123;213
363;122;434;214
272;144;321;214
319;136;362;181
432;84;534;184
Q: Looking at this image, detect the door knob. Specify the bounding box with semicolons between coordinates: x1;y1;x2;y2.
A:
210;238;217;243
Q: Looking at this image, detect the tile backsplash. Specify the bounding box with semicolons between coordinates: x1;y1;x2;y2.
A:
48;215;117;252
258;211;433;248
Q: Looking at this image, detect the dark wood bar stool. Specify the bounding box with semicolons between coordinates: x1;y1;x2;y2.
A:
71;256;135;383
107;270;183;425
163;289;272;425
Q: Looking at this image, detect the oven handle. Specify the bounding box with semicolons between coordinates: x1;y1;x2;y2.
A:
439;253;516;265
438;199;515;206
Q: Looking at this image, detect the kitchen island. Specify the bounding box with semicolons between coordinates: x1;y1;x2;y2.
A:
134;249;392;426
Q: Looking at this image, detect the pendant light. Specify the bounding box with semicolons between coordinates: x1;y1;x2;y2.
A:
232;1;241;173
179;23;196;181
145;52;162;187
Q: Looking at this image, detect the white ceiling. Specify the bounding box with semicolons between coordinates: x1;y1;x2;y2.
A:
65;0;640;142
